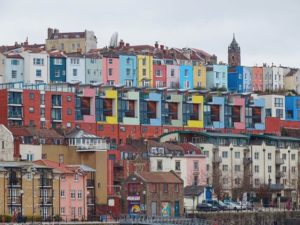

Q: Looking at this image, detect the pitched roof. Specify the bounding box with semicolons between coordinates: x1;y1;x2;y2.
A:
184;185;205;197
179;143;202;154
9;127;63;139
65;128;101;139
48;32;86;40
34;159;73;174
48;50;66;58
4;53;23;59
136;171;183;183
285;69;299;77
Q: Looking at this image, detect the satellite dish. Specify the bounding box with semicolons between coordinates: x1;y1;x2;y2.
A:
109;32;118;48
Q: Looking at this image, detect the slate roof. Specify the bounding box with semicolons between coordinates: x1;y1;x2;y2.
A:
184;185;205;197
65;128;101;139
34;159;73;174
9;127;63;139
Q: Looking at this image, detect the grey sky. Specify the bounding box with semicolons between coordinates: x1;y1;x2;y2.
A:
1;0;300;67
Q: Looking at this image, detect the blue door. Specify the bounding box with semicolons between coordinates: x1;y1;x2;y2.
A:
174;201;180;217
205;186;213;200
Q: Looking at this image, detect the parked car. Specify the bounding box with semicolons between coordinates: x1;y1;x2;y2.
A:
203;200;228;211
238;201;254;210
223;201;240;211
196;203;219;212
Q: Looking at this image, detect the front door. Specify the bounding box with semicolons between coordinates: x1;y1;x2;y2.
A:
151;202;157;216
174;201;180;217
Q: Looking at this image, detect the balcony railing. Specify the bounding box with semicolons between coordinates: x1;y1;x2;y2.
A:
86;179;94;188
8;112;22;119
39;179;53;187
276;171;285;178
275;157;284;165
7;196;22;205
39;197;53;205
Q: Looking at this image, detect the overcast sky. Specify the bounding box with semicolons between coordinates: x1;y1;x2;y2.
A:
1;0;300;67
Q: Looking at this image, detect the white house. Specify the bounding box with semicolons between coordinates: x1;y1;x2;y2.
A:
66;52;86;83
0;124;14;161
258;94;285;120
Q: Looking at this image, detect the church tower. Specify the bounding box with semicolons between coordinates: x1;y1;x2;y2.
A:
228;34;241;66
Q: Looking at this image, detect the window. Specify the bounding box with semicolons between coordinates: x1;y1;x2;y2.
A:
234;165;240;172
109;68;113;76
29;93;34;100
36;69;42;77
174;184;179;192
77;190;82;199
26;154;33;161
11;59;19;65
223;178;228;185
126;68;131;76
291;154;296;160
292;166;296;173
74;174;79;181
125;80;133;87
268;153;272;160
254;152;259;160
268;166;272;173
235;152;240;159
276;109;283;118
29;107;34;113
73;68;77;76
222;165;228;171
142;68;146;76
283;166;287;172
109;58;113;64
163;184;168;192
126;58;131;64
33;58;44;65
206;164;209;171
171;69;175;77
61;207;65;214
54;58;62;65
1;141;4;149
55;69;60;77
71;190;76;199
282;153;287;160
184;69;188;77
296;99;300;108
198;70;201;77
60;190;65;197
222;151;228;158
254;165;259;173
184;81;190;89
67;108;72;115
59;154;64;164
156;70;161;77
193;161;199;171
78;207;82;216
175;161;181;171
11;70;17;78
157;160;163;171
142;58;146;65
203;151;209;157
254;179;260;186
193;175;198;185
67;96;72;102
274;98;283;107
71;207;76;216
235;178;241;185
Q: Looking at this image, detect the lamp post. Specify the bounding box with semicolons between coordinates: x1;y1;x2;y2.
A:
31;167;37;224
268;174;271;209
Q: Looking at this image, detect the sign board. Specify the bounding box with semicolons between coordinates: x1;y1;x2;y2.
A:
108;198;115;207
127;196;140;201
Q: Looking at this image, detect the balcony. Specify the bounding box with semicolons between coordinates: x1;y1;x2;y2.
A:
39;179;53;187
8;112;23;120
276;171;285;178
7;196;22;205
275;157;284;165
7;179;22;187
87;196;95;205
86;179;95;188
212;155;222;163
243;157;252;165
39;197;53;205
8;98;22;106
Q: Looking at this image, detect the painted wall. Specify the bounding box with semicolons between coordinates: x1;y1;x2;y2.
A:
49;57;66;83
243;66;253;92
137;55;153;87
193;65;206;89
66;57;86;83
166;65;180;88
228;66;243;93
3;57;24;83
206;65;228;90
85;57;102;84
252;67;263;91
179;65;193;89
102;57;120;85
285;96;300;121
153;63;167;88
119;55;137;87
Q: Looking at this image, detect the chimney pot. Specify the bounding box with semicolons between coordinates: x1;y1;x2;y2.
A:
160;45;164;50
155;42;159;48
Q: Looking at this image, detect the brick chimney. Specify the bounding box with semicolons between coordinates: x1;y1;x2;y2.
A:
47;28;54;39
119;39;125;48
125;43;130;47
160;45;164;50
155;41;159;48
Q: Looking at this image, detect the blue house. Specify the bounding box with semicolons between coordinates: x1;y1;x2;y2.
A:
119;54;137;87
228;66;253;93
179;65;193;89
49;51;66;83
205;64;228;90
285;96;300;121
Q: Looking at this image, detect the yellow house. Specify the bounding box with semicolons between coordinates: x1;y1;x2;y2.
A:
136;54;153;87
193;65;206;89
185;95;204;128
97;89;118;124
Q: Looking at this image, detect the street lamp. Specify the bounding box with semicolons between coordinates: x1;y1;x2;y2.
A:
268;174;271;209
31;167;37;224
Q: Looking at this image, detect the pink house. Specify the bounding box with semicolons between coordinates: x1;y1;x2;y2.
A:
252;67;263;91
229;95;245;130
34;160;95;221
153;64;167;88
102;55;120;85
166;65;180;88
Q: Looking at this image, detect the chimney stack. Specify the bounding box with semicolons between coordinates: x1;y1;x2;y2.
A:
125;43;130;47
119;39;125;48
155;41;159;48
160;45;164;50
47;28;54;39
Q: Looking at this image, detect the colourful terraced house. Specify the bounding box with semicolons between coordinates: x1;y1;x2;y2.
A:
161;91;183;127
193;65;206;89
96;88;118;124
137;54;153;87
183;93;204;128
119;54;137;87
